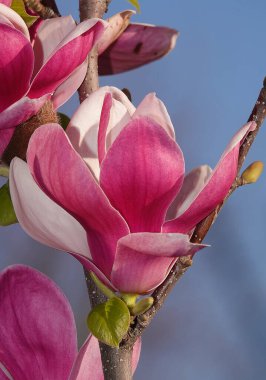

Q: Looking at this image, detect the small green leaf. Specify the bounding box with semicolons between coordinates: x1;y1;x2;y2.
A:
127;0;140;13
90;272;116;299
11;0;39;27
0;182;18;226
0;165;9;178
87;297;130;347
58;113;70;130
131;297;154;316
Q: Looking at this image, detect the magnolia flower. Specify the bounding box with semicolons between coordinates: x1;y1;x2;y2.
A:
0;265;141;379
9;87;255;294
0;3;106;157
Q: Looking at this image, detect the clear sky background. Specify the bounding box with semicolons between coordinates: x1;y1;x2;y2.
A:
1;1;266;379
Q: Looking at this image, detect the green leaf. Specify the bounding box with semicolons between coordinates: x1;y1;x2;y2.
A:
0;165;9;178
127;0;140;13
58;113;70;130
87;297;130;347
11;0;39;27
0;182;18;226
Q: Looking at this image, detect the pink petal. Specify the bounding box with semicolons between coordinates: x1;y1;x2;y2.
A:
0;367;11;380
0;95;50;130
98;93;112;164
67;86;135;178
0;265;77;380
111;232;206;293
69;335;141;380
0;23;33;112
9;158;89;257
32;16;76;75
0;3;30;39
166;165;212;221
99;23;179;75
29;19;106;99
27;124;129;276
0;0;11;5
51;60;88;109
98;10;135;54
133;92;175;138
163;122;256;233
100;117;184;233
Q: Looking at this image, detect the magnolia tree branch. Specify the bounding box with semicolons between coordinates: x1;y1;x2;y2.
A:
78;1;134;379
122;78;266;348
23;0;59;18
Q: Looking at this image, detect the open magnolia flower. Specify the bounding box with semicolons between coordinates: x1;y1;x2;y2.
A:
0;3;106;157
9;87;255;294
0;265;141;379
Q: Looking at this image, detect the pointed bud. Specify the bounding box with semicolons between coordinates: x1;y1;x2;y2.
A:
121;293;139;308
131;297;154;316
241;161;264;184
90;272;116;299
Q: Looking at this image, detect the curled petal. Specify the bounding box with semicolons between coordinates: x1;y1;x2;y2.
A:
27;124;129;276
111;232;206;293
32;16;76;75
99;23;178;75
0;23;33;111
0;0;12;5
133;92;175;138
0;3;30;39
98;10;135;53
166;165;212;221
69;335;141;380
67;86;135;177
163;122;256;233
0;95;50;130
0;128;15;157
100;117;184;233
0;265;77;380
29;19;106;98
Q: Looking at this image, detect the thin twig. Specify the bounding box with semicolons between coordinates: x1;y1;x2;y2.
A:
23;0;59;19
122;78;266;348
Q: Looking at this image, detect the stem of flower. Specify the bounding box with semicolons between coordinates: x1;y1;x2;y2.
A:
78;1;134;379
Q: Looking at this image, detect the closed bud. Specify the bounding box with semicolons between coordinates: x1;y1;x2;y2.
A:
131;297;154;316
241;161;264;184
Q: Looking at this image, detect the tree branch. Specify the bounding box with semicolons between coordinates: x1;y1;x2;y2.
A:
23;0;59;18
122;77;266;348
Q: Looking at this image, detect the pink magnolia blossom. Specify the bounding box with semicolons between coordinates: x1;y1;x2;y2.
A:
0;3;106;156
0;265;141;380
9;87;255;294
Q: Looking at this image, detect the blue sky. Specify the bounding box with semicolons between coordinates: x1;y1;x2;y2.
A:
1;1;266;379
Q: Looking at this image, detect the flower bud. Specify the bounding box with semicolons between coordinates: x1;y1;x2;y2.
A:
241;161;264;184
131;297;154;316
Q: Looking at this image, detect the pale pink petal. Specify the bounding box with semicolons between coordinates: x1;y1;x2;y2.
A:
100;117;184;233
98;10;135;54
29;19;106;98
0;95;50;130
0;4;30;39
27;124;129;276
67;86;135;178
69;335;141;380
133;92;175;138
99;23;179;75
166;165;212;221
111;232;206;293
9;158;89;257
32;16;76;75
0;24;33;111
163;122;256;233
0;128;14;157
51;60;88;109
0;265;77;380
